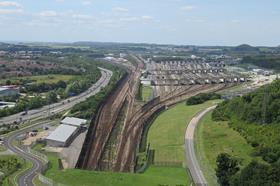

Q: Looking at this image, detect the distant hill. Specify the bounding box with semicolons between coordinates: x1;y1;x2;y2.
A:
232;44;260;52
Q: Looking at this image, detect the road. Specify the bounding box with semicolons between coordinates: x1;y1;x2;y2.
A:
0;67;112;125
4;121;54;186
2;67;112;186
184;105;217;186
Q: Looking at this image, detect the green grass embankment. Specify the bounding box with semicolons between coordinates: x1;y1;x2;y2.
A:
194;111;254;186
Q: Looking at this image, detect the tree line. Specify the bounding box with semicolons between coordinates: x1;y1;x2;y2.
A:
186;92;221;105
241;55;280;71
212;80;280;185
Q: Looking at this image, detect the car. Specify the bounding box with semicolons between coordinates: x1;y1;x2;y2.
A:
20;112;27;116
43;126;49;130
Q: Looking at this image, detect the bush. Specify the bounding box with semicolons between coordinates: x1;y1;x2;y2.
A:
186;92;221;105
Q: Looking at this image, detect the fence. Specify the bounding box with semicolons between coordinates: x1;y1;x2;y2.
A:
24;144;66;186
38;174;67;186
153;161;183;167
26;147;48;163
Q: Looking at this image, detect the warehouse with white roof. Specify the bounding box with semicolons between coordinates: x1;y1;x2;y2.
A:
46;124;78;147
60;117;87;127
45;117;87;147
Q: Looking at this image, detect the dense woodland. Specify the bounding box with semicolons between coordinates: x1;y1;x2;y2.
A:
241;55;280;71
0;156;22;183
213;80;280;185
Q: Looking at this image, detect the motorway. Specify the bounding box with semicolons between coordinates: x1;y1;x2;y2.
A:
1;67;112;186
0;67;112;125
184;105;217;186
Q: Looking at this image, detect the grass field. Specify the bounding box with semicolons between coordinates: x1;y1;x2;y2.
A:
0;144;6;152
142;86;152;101
194;111;254;186
2;156;33;186
147;100;221;163
39;100;221;186
44;153;189;186
0;75;77;85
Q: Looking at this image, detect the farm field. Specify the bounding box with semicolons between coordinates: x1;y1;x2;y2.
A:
194;111;254;186
0;75;77;85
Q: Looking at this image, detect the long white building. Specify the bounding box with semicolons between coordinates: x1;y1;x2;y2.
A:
45;124;78;147
45;117;87;147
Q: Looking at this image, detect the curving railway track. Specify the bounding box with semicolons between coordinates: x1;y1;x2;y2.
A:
79;56;237;173
113;83;232;172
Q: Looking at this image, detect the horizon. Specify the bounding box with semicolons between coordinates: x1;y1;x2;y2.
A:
0;0;280;46
0;40;279;48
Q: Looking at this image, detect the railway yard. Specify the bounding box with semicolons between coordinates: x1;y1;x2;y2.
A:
77;56;244;173
1;45;277;186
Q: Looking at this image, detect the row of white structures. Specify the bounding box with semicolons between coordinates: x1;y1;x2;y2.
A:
45;117;87;147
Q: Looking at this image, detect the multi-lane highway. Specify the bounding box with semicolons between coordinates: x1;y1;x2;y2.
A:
185;105;217;186
0;67;112;126
2;67;112;186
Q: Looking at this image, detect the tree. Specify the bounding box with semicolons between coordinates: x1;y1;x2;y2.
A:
5;80;11;85
216;153;239;186
47;91;58;103
231;161;279;186
57;80;67;89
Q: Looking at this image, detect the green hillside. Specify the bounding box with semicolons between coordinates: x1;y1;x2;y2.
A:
212;80;280;185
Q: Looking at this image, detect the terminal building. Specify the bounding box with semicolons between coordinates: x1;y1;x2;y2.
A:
45;117;87;147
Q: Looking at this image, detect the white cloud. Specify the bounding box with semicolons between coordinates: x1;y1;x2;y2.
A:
181;5;195;11
0;8;22;14
231;19;241;23
141;15;153;21
186;18;205;23
0;1;21;8
0;1;22;14
72;14;93;20
120;16;138;22
82;0;92;5
119;15;154;23
39;10;58;17
112;7;129;12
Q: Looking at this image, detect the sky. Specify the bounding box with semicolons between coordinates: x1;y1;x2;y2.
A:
0;0;280;46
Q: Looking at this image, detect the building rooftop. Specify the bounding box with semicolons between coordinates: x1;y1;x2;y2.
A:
46;124;77;143
0;87;9;92
60;117;87;127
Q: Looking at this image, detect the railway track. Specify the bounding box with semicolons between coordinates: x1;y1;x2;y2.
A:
77;72;131;170
113;83;234;172
78;55;237;173
77;55;144;170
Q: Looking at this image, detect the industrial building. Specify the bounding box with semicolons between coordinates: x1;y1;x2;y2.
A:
45;124;79;147
45;117;87;147
60;117;87;127
0;86;19;97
